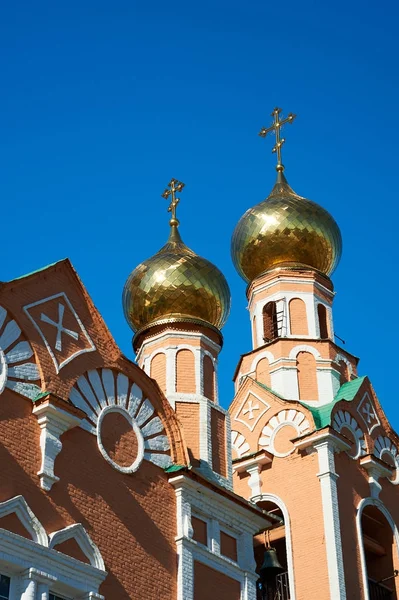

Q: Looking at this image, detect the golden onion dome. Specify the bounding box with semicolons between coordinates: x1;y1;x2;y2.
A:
123;225;231;334
231;171;342;283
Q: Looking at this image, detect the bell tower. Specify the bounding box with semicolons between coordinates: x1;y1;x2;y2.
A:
231;108;358;407
123;179;233;487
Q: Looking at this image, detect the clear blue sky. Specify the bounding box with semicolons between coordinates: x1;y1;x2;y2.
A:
1;2;397;425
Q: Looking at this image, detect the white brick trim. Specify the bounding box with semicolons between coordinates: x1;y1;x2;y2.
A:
314;440;346;599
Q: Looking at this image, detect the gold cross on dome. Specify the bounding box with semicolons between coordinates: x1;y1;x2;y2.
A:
161;178;185;227
259;107;297;172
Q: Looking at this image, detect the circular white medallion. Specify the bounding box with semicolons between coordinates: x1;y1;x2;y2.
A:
97;405;145;474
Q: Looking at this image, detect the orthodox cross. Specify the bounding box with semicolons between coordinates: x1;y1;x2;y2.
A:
162;178;185;227
259;107;296;172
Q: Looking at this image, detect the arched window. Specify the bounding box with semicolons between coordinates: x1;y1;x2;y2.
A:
263;302;279;342
254;499;292;600
203;354;215;402
361;505;399;598
317;304;329;339
289;298;308;336
176;349;195;393
297;351;318;401
150;353;166;394
256;357;271;388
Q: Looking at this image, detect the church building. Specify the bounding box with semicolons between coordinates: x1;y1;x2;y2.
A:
0;107;398;600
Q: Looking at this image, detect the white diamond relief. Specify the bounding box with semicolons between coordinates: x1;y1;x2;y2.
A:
357;392;380;434
234;390;270;432
24;293;96;373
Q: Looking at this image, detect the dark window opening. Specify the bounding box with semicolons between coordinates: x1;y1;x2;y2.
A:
263;302;280;342
317;304;329;339
0;575;10;600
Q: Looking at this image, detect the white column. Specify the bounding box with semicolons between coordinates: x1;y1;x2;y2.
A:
21;569;57;600
20;579;36;600
314;440;346;599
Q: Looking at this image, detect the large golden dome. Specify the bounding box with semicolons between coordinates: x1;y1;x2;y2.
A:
123;225;231;334
231;171;342;282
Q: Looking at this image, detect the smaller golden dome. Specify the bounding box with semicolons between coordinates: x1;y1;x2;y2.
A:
231;172;342;282
123;225;231;334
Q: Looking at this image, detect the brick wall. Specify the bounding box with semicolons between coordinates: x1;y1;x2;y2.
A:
255;357;270;387
176;402;200;465
150;352;167;393
193;561;240;600
289;298;308;335
176;349;196;393
203;355;215;401
211;408;227;477
296;351;318;401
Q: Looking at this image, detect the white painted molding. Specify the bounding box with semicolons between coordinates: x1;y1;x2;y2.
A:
231;431;250;459
356;497;399;600
332;410;367;460
288;344;321;360
0;305;41;400
249;350;276;375
0;528;106;599
251;493;296;600
0;495;48;546
314;439;346;599
49;524;105;570
259;410;310;457
373;436;399;485
32;402;82;491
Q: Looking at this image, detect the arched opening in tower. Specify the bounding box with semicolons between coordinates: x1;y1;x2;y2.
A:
317;304;329;339
263;302;279;342
361;505;399;599
253;500;290;600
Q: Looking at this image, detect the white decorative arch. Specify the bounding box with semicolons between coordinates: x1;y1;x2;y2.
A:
289;344;321;360
259;410;310;457
373;436;399;484
202;349;216;364
69;368;172;470
334;353;353;377
49;523;105;570
0;305;41;400
250;350;276;374
251;493;296;600
0;495;48;546
231;430;250;458
356;497;399;600
332;410;367;460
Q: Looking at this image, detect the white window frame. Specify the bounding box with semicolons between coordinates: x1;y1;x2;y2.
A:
0;496;106;600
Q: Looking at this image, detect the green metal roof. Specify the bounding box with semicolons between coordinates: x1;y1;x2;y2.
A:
9;259;67;282
255;379;285;400
164;464;186;474
300;376;366;430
